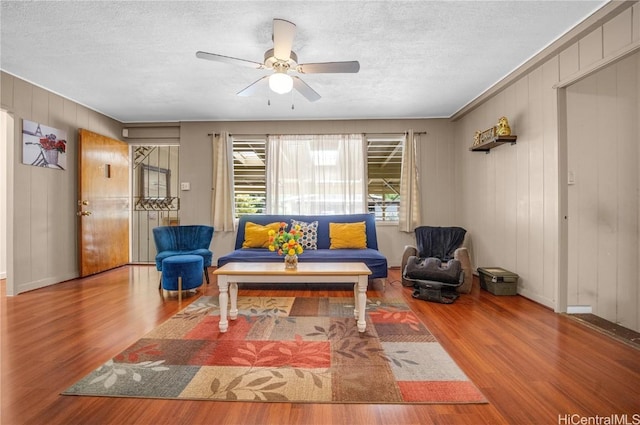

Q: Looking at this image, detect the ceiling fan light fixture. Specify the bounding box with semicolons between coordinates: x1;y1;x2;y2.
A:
269;73;293;94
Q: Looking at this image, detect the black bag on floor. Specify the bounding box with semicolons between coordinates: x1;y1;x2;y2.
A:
403;256;464;304
411;280;459;304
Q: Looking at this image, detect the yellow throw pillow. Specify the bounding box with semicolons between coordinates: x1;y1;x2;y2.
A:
242;222;282;248
329;222;367;249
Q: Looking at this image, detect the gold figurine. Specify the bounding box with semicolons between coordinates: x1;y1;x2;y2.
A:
473;131;481;146
496;116;511;136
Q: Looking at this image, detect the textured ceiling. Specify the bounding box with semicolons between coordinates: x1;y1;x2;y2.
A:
1;1;608;123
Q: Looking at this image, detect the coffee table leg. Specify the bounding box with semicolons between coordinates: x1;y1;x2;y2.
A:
218;276;229;332
229;282;238;320
356;275;368;332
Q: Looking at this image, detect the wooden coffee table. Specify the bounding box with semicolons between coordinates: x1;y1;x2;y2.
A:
213;262;371;333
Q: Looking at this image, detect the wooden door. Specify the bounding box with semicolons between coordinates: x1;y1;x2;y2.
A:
78;129;129;277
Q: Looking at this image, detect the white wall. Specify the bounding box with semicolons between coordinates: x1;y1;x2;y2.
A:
454;57;560;307
177;119;457;268
452;2;640;311
0;72;123;294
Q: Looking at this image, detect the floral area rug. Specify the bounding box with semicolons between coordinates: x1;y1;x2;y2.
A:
63;296;486;404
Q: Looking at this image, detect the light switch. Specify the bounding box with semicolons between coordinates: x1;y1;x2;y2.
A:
180;182;190;191
568;171;575;185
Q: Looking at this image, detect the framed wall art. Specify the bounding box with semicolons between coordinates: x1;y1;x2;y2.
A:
22;119;67;170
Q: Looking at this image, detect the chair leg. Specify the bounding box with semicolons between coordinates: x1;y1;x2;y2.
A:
204;267;210;284
158;273;162;290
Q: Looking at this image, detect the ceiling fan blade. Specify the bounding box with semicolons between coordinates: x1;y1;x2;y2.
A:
196;51;264;69
237;76;269;97
292;76;321;102
273;19;296;60
297;61;360;74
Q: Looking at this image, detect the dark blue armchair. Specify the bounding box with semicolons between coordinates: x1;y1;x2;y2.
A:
152;225;214;284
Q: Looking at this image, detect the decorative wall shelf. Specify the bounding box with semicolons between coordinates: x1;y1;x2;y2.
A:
470;135;517;153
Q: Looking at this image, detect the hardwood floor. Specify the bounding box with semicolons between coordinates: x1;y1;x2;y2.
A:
1;266;638;425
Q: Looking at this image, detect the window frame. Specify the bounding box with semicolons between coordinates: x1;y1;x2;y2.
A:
231;134;404;222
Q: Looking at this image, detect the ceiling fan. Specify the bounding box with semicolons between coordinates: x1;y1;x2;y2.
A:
196;18;360;102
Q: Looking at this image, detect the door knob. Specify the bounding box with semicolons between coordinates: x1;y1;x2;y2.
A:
77;211;92;216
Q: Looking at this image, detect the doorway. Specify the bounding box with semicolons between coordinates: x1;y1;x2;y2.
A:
131;145;180;263
565;52;640;332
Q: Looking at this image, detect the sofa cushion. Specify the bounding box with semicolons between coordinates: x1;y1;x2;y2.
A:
329;221;367;249
291;219;318;250
242;222;281;249
155;249;212;270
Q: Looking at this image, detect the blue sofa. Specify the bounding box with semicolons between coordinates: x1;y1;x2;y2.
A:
217;214;388;280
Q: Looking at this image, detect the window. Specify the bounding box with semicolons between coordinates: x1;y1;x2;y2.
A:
232;139;266;217
266;134;365;215
231;134;404;221
366;136;404;221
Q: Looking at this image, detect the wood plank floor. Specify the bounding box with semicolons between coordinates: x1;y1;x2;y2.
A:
1;266;638;425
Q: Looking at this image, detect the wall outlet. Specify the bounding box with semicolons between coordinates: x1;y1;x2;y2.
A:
180;182;190;191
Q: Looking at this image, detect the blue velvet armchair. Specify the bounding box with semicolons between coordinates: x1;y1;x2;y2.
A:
152;225;214;284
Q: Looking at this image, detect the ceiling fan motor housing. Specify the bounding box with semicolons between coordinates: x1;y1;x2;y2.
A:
264;48;298;73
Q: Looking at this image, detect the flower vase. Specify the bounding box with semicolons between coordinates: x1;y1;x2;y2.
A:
43;149;59;166
284;254;298;270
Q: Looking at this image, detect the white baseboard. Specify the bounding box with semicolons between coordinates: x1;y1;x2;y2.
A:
567;305;593;314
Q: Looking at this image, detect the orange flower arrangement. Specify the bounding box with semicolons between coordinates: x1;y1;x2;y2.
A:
268;222;304;256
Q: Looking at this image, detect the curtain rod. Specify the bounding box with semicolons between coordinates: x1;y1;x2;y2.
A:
207;131;428;137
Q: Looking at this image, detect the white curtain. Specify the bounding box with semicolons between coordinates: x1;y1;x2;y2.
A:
266;134;366;215
211;132;235;231
398;130;422;232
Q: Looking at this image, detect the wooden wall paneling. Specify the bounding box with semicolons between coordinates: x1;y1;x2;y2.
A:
76;104;89;130
493;92;508;274
559;43;580;82
47;94;66;278
435;124;456;225
30;85;50;282
575;77;599;308
514;76;530;292
603;7;633;57
5;73;124;293
30;166;48;281
62;98;80;274
455;120;472;228
633;3;640;42
11;78;33;287
30;86;50;283
615;54;639;330
595;65;619;322
527;67;546;300
420;128;439;224
542;57;560;303
579;27;604;70
637;51;640;332
1;72;14;110
483;95;498;267
503;84;519;275
566;87;581;306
